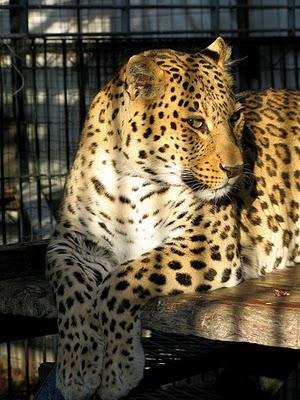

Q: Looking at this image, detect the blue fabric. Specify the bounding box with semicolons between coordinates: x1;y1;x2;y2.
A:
35;367;64;400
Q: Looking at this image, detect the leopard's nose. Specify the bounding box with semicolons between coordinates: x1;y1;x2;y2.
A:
220;164;243;178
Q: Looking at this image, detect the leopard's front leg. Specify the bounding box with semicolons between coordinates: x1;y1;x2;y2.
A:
97;227;242;400
47;233;118;400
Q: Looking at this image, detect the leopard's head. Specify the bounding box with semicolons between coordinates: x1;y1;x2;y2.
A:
88;37;245;201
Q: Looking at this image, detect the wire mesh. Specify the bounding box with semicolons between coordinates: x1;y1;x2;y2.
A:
0;336;57;400
0;2;300;399
0;35;299;244
1;2;300;244
1;331;299;400
1;1;300;38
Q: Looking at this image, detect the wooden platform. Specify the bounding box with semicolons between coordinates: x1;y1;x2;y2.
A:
0;240;299;350
143;267;300;350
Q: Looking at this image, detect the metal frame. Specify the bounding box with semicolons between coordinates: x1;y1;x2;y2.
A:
0;3;300;397
0;1;300;244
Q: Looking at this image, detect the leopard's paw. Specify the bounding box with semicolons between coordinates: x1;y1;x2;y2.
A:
56;330;105;400
97;333;144;400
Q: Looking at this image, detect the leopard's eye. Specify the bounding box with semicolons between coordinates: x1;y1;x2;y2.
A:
186;118;208;132
230;110;242;124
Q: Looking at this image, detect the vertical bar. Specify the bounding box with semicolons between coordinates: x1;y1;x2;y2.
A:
10;0;28;35
54;334;58;362
75;1;86;129
269;44;275;88
12;55;29;242
280;44;287;89
102;42;108;88
236;0;249;37
156;0;160;38
43;336;47;363
7;341;13;399
210;0;220;36
294;42;299;89
0;45;7;244
121;0;131;34
111;40;117;79
62;39;71;171
236;0;250;89
43;37;54;231
9;0;30;242
95;39;101;89
170;0;174;35
77;39;86;129
256;47;262;89
32;38;42;237
287;0;295;37
76;0;82;34
297;362;300;400
24;339;30;397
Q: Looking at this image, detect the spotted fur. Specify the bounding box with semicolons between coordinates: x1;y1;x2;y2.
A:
46;38;300;400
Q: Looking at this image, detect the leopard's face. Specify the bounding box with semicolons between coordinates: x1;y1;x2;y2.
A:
120;39;245;200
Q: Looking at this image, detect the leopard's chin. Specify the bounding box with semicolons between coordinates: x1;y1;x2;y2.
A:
195;184;233;202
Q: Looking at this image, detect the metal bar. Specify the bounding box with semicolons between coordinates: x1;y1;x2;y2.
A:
6;341;13;399
9;0;28;34
236;0;249;38
43;37;54;232
76;0;82;34
297;362;300;400
77;37;86;130
288;0;296;37
95;39;101;89
2;28;300;39
156;0;160;37
269;44;275;88
0;45;7;244
2;172;70;180
75;0;86;129
210;0;220;37
11;47;29;241
9;0;30;241
121;0;131;34
1;36;299;45
31;37;42;237
1;4;300;10
43;336;47;363
280;46;288;89
62;39;71;171
102;43;109;91
24;339;30;397
256;47;262;90
294;42;299;89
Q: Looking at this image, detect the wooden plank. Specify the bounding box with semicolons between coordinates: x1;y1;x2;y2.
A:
0;263;299;349
0;240;48;280
0;275;56;318
142;266;300;350
0;314;57;342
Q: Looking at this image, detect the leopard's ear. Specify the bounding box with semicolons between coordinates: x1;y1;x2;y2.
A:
126;55;165;100
201;37;232;67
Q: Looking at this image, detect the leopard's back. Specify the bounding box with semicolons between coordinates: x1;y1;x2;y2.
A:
239;89;300;277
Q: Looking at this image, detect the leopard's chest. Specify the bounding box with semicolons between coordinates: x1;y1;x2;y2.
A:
78;175;195;264
113;190;193;263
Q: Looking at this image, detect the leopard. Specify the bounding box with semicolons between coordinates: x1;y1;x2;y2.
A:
46;37;300;400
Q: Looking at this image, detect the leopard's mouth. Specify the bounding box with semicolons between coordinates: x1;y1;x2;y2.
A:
181;170;233;200
181;170;209;191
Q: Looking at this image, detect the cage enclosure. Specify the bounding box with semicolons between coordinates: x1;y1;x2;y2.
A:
1;0;300;244
0;1;300;400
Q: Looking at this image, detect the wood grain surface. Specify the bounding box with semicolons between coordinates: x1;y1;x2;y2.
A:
142;266;300;349
0;241;299;349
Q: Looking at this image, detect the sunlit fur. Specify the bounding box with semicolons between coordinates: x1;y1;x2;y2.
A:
47;35;300;400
